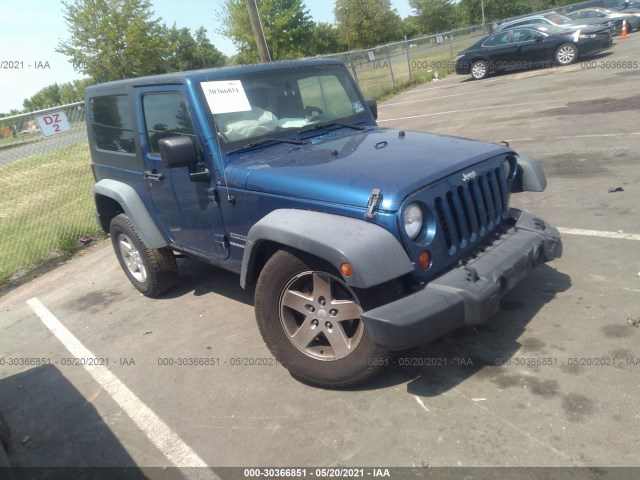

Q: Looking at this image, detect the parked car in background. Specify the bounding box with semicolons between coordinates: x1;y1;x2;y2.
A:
567;0;640;12
567;8;640;33
456;24;613;80
494;11;614;34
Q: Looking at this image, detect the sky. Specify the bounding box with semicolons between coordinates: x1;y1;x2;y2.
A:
0;0;414;114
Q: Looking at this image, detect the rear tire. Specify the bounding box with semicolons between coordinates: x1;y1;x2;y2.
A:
110;214;177;297
254;250;391;388
0;411;10;450
555;44;578;65
470;60;489;80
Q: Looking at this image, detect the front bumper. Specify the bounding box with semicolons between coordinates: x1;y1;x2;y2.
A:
362;209;563;349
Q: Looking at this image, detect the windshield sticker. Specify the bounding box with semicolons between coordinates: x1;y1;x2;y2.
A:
202;80;252;114
352;101;365;113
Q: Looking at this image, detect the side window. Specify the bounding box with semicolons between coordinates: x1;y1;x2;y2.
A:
513;29;537;42
90;95;135;154
298;75;355;118
142;93;196;155
483;31;511;46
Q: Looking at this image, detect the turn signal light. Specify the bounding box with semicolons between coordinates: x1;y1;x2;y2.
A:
419;251;431;270
340;263;354;277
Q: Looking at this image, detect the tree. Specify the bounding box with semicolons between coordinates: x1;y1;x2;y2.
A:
23;84;62;111
218;0;315;63
334;0;402;49
57;0;170;82
165;26;227;71
401;16;424;39
20;79;96;112
59;78;96;104
309;22;347;55
456;0;578;25
409;0;457;34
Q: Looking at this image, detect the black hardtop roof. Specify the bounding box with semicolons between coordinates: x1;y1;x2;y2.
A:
85;58;345;96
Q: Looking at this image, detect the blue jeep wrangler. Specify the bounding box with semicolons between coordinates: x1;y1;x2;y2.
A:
86;59;562;388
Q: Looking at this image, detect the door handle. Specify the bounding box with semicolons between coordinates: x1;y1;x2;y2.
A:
143;171;165;182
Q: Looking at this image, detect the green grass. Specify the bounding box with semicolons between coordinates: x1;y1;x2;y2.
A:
0;131;40;148
354;43;474;101
0;141;103;287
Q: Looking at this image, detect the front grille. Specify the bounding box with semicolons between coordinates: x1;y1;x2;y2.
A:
435;167;509;254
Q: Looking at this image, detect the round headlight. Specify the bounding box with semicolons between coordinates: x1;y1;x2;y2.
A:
404;203;423;240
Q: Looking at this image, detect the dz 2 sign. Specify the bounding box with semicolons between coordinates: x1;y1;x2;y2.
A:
35;111;71;137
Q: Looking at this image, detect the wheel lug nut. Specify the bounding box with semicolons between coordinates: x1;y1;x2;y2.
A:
325;322;332;329
311;319;319;327
329;309;337;316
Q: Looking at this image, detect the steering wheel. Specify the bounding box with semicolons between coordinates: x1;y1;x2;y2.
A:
304;106;324;120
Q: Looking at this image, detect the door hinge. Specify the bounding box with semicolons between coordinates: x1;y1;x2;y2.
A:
365;188;382;219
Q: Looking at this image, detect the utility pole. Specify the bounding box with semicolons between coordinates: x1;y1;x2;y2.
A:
481;0;486;32
245;0;271;62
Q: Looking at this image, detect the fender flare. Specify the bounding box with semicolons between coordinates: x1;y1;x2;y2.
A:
240;209;414;289
93;179;168;249
511;153;547;193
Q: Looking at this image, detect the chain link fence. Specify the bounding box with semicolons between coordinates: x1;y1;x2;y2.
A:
320;2;585;98
322;26;490;99
0;102;101;287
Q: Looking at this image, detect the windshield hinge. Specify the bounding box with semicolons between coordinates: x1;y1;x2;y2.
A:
207;187;219;204
365;189;382;220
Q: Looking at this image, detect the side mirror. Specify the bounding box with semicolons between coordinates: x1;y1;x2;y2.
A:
535;34;545;41
158;136;198;169
366;99;378;120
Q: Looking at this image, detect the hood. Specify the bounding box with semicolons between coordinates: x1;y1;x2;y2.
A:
224;128;511;212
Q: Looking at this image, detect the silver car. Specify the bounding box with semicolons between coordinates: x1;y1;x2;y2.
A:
495;11;614;34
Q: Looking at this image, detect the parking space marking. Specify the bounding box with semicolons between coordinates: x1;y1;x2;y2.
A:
378;100;561;122
505;132;640;142
26;297;218;477
557;228;640;242
380;86;525;108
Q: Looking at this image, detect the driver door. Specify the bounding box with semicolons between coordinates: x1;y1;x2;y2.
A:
136;86;229;259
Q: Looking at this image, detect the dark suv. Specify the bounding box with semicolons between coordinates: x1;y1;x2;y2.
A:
86;59;562;388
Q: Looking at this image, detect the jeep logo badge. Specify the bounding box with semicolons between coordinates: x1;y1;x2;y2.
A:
462;171;477;182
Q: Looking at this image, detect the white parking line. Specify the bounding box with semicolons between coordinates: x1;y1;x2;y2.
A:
557;227;640;241
378;100;554;122
380;86;525;108
26;297;218;478
504;132;640;142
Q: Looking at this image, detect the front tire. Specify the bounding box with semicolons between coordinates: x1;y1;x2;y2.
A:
254;250;390;388
555;44;578;65
470;60;489;80
110;214;177;297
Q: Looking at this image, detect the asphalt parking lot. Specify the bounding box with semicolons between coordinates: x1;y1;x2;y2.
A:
1;34;639;476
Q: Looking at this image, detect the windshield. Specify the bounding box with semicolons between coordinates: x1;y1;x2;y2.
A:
544;12;573;24
198;66;368;152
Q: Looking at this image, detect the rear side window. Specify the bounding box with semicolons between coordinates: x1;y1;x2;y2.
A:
90;95;135;154
142;93;196;155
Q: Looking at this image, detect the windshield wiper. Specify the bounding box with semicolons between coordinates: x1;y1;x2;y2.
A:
297;121;367;135
227;137;309;155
